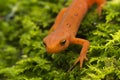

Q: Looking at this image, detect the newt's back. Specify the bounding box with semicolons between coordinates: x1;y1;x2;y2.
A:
53;0;106;36
55;0;88;36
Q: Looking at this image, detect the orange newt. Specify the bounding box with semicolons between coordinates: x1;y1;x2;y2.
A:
43;0;106;69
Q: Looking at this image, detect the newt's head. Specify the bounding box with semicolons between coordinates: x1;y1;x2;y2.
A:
43;30;70;53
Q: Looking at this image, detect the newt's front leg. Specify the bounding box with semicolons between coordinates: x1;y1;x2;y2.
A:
70;37;90;69
96;0;106;16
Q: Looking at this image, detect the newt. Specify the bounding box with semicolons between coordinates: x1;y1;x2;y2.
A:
43;0;106;69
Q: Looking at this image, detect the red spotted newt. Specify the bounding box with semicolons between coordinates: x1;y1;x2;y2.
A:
43;0;106;69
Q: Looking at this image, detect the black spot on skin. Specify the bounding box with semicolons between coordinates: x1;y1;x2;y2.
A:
66;23;71;27
74;13;78;16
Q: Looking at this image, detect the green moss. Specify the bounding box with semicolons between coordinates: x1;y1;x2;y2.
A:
0;0;120;80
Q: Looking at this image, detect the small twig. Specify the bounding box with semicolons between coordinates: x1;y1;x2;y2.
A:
67;64;76;72
5;2;20;21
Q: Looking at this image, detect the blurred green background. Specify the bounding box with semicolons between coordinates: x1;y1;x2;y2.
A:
0;0;120;80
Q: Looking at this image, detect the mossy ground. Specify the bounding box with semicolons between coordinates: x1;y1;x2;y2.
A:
0;0;120;80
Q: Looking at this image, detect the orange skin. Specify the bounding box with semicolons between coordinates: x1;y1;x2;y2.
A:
43;0;106;69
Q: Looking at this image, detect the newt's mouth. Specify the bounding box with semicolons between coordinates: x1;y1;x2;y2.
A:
45;46;66;54
46;48;61;54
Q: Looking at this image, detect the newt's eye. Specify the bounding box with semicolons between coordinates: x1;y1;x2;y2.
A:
60;39;66;45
